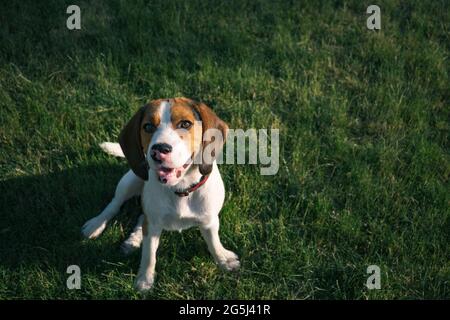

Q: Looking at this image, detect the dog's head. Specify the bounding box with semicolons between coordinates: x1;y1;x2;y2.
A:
119;97;228;186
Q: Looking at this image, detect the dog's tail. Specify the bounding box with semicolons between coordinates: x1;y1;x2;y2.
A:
99;142;125;158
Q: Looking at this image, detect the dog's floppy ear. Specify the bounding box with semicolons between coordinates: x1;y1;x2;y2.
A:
119;106;149;180
193;102;228;175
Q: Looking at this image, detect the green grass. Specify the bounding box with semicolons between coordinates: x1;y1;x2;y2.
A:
0;0;449;299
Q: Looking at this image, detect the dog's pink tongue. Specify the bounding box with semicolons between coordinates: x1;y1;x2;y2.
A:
157;167;173;183
157;166;183;183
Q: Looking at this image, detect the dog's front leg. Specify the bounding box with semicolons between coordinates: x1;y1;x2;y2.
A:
200;217;240;271
134;217;161;292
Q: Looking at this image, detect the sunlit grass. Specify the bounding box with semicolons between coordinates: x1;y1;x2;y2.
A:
0;0;448;299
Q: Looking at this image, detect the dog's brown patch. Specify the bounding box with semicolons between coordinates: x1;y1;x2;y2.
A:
170;98;203;158
140;101;162;154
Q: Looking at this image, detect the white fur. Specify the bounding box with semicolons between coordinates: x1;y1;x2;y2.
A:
99;142;125;158
148;100;191;169
121;214;144;254
81;170;143;239
82;100;238;292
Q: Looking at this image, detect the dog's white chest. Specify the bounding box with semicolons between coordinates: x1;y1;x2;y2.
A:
141;164;225;232
142;184;210;231
163;198;209;231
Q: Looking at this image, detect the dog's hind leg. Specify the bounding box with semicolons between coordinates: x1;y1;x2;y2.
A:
121;214;144;254
82;170;144;239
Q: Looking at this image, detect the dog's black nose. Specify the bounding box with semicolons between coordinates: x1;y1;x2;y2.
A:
151;143;172;154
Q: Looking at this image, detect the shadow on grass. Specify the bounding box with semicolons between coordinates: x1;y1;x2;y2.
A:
0;161;215;273
0;163;148;274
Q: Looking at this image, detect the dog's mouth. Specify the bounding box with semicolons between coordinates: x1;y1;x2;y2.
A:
154;158;192;184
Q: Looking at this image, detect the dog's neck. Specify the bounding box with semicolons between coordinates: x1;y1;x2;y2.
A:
170;164;204;193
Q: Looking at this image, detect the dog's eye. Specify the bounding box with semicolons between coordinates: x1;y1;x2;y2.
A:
178;120;192;130
143;123;156;133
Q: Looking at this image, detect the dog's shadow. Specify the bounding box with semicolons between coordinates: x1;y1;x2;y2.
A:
0;163;207;277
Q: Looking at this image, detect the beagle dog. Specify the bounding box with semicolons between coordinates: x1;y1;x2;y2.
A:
81;97;239;291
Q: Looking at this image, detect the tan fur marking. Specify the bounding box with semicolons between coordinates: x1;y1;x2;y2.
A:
140;101;162;154
170;99;202;157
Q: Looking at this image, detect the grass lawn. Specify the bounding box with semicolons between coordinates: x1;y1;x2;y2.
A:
0;0;448;299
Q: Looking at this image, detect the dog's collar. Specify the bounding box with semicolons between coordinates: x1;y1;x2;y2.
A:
174;175;209;197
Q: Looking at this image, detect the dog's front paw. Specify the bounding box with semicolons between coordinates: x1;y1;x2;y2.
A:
81;217;107;239
134;274;155;292
217;250;240;271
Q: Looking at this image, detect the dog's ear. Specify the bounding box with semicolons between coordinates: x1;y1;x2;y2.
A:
119;106;149;180
192;102;228;175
